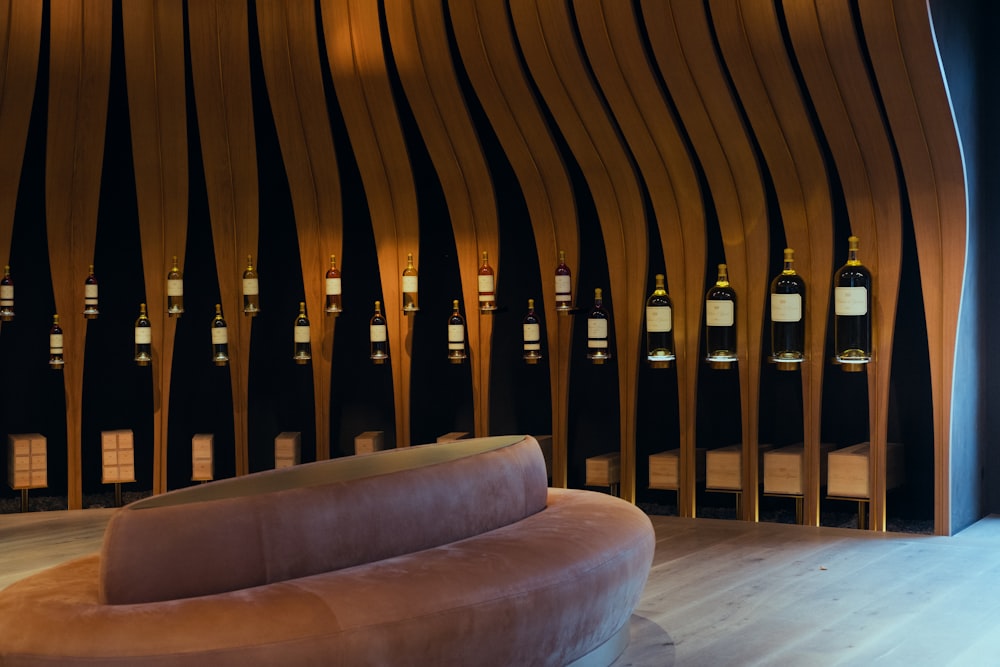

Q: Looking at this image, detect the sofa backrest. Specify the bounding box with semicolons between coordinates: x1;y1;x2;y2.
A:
98;435;547;604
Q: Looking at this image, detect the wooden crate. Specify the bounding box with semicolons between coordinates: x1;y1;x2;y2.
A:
585;452;620;487
7;434;47;490
101;430;136;484
274;432;301;469
354;430;385;455
763;443;836;496
827;441;905;499
191;434;214;482
706;443;775;491
648;448;706;490
436;431;470;443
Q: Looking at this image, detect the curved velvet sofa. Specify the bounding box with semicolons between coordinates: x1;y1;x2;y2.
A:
0;435;654;666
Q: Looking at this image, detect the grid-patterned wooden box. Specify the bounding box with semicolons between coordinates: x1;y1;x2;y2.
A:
101;430;136;484
8;433;47;490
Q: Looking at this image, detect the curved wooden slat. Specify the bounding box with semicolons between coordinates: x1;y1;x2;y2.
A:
511;0;649;502
713;0;834;525
859;0;967;535
384;0;497;438
255;0;342;460
784;0;903;531
320;0;419;448
187;0;258;476
45;0;113;508
578;0;706;516
449;0;579;485
122;0;188;495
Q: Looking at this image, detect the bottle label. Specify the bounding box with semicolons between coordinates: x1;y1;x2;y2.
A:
402;276;418;293
523;323;540;347
771;294;801;322
294;325;311;343
370;324;387;342
0;285;12;302
243;278;259;295
478;275;494;294
448;324;465;344
588;319;608;345
705;300;734;327
85;285;98;299
835;286;867;316
167;279;183;297
555;275;571;298
211;327;228;345
50;334;64;352
646;305;672;332
135;327;152;344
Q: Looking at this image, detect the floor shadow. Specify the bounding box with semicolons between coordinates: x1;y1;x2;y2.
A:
611;614;675;667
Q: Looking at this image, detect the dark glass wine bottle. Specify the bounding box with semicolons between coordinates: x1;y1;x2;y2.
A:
646;274;675;368
293;302;311;364
49;314;64;370
555;250;572;313
370;300;388;364
134;303;152;366
0;264;14;321
166;256;184;317
522;298;542;364
705;264;737;369
325;254;342;315
833;235;871;371
448;299;467;363
402;253;419;312
243;254;260;317
84;265;99;319
770;248;805;370
478;251;496;311
211;303;229;366
586;288;611;364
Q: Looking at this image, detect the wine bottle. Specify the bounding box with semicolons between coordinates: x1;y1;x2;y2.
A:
211;303;229;366
770;248;805;370
242;254;260;317
586;288;611;364
49;314;64;370
83;265;99;319
833;235;872;370
325;254;343;315
646;274;675;368
293;301;311;364
555;250;572;312
0;265;14;321
705;264;737;368
478;250;496;311
166;256;184;317
370;300;388;364
401;253;419;312
447;299;466;363
523;298;542;364
134;303;152;366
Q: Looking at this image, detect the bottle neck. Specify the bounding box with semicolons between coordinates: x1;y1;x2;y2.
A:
782;261;795;274
846;249;860;266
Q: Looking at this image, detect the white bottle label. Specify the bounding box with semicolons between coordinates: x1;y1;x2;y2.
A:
294;325;311;343
167;279;183;297
448;324;465;346
771;294;802;322
0;285;12;302
135;327;152;344
326;278;341;296
588;319;608;347
555;275;571;299
835;286;867;316
211;327;228;345
243;278;259;295
402;275;418;293
705;300;734;327
646;305;672;332
370;324;387;342
50;334;64;352
85;285;98;299
478;275;494;295
523;323;540;349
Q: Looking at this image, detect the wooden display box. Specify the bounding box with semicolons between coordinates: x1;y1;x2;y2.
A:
8;434;47;490
436;431;470;443
827;441;905;499
275;432;301;469
706;443;775;492
585;452;620;487
101;430;136;484
648;448;706;491
191;434;214;482
763;443;836;496
354;431;385;455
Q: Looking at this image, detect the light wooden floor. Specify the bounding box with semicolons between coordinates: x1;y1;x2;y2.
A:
3;509;1000;666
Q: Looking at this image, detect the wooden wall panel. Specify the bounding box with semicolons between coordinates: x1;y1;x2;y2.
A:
45;0;113;509
122;0;188;495
255;0;342;460
449;0;579;485
187;0;258;476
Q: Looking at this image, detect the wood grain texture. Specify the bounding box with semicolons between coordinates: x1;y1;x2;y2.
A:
122;0;188;495
449;0;579;486
320;0;419;448
255;0;342;460
45;0;112;509
713;0;834;526
187;0;258;476
859;0;967;535
384;0;497;438
0;0;42;269
576;0;706;517
511;0;649;501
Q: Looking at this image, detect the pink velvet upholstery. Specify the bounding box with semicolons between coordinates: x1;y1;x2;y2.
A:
0;435;655;666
